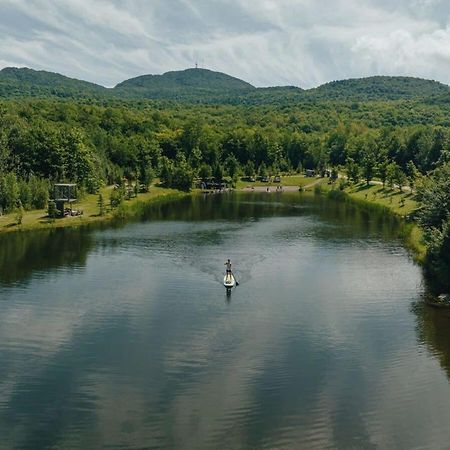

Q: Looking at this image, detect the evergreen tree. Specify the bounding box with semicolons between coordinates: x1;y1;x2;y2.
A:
97;193;105;216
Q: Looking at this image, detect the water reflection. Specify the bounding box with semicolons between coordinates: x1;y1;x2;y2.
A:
415;300;450;380
0;192;446;449
0;228;94;285
0;192;405;286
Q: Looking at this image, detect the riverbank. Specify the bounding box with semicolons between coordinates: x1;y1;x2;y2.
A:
236;175;318;190
238;176;426;262
0;176;427;265
319;181;426;262
0;185;186;234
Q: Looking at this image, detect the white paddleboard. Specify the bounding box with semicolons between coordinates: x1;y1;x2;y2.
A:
223;273;236;288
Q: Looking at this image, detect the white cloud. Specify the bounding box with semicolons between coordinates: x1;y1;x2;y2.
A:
0;0;449;88
352;26;450;80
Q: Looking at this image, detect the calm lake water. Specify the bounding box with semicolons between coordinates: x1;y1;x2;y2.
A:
1;192;450;449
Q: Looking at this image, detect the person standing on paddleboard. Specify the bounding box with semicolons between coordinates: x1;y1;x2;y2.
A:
225;259;232;274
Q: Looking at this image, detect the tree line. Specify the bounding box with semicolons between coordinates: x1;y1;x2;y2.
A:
0;97;449;288
1;99;449;196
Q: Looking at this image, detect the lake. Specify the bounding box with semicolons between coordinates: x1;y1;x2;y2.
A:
0;192;449;449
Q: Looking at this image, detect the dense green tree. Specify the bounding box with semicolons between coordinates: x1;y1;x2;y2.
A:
0;172;19;212
18;178;32;210
361;138;377;185
212;163;224;182
417;164;450;230
394;165;407;192
258;161;268;177
386;162;398;189
284;132;308;169
346;158;360;184
29;176;49;209
244;160;255;178
198;163;212;180
0;130;9;173
224;154;240;178
159;156;174;188
171;154;194;191
327;127;347;166
406;160;419;192
417;163;450;289
377;158;389;188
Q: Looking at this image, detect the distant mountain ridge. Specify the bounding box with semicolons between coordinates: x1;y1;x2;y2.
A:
0;66;449;103
114;68;255;101
0;67;108;98
307;76;450;100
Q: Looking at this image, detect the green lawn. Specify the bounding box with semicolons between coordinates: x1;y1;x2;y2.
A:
323;181;426;261
235;175;318;189
0;185;181;234
342;182;417;216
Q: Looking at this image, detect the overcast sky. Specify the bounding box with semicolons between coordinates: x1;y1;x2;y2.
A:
1;0;450;88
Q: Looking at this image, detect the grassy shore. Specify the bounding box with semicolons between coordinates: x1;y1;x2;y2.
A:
0;176;428;264
334;182;417;216
0;185;185;234
321;180;427;262
235;175;317;190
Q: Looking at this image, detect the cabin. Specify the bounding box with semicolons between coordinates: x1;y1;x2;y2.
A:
305;169;315;177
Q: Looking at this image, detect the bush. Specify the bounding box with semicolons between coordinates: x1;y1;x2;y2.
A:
15;201;24;225
47;201;58;219
29;177;49;209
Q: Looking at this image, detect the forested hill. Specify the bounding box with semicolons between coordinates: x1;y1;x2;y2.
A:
114;68;255;100
307;76;450;101
0;67;109;99
0;66;449;103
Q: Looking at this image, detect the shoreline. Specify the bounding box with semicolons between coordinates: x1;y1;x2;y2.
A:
319;182;426;263
0;177;426;264
1;177;442;292
0;187;187;235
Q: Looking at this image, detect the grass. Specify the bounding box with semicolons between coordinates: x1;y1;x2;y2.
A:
235;175;318;189
339;182;417;216
0;185;184;234
323;180;427;262
402;223;427;263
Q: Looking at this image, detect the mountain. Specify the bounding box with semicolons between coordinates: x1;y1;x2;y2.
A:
308;76;450;101
0;67;108;99
0;66;449;103
114;68;255;101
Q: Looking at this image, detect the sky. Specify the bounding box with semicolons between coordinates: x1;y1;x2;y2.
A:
1;0;450;88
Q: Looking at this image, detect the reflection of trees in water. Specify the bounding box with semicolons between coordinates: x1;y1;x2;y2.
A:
413;299;450;380
0;192;406;286
0;228;94;285
139;192;404;239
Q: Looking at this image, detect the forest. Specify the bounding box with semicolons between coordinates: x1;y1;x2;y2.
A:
0;92;449;289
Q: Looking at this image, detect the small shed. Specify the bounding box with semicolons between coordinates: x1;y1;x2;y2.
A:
51;183;77;217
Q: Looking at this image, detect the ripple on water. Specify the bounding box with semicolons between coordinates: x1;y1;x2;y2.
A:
0;193;445;449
